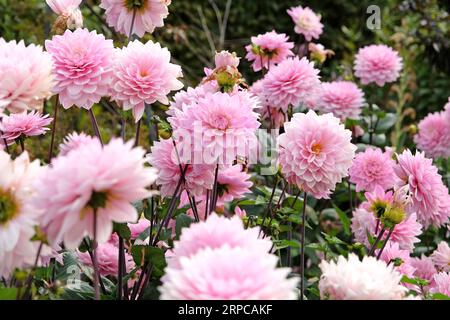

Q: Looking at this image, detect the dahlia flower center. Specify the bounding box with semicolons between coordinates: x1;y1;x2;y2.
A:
370;200;388;218
0;188;19;225
124;0;148;11
298;16;313;30
87;191;108;210
310;142;323;154
210;114;231;131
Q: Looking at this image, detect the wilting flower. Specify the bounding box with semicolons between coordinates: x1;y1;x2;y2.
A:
414;110;450;159
45;28;114;109
277;110;356;199
34;139;158;249
203;51;243;92
0;38;54;113
354;44;403;86
147;138;215;197
0;111;52;142
59;132;96;156
349;148;396;192
377;242;416;278
78;239;134;276
160;214;297;299
287;6;323;41
313;81;365;120
217;164;252;203
262;57;320;110
245;30;294;72
319;253;408;300
431;241;450;272
308;43;334;64
46;0;83;32
394;150;450;228
100;0;171;38
110;39;183;122
430;272;450;296
0;152;43;277
170;91;260;165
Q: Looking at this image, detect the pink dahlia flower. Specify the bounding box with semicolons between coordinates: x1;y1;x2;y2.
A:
414;111;450;159
78;239;134;277
354;44;403;86
245;30;294;72
349;148;396;192
100;0;171;38
45;28;114;109
110;39;183;122
217;164;252;203
262;57;320;109
167;86;209;116
430;272;450;296
128;217;149;240
277;110;356;199
0;111;52;142
431;241;450;272
34;139;158;249
59;132;96;156
170;91;260;165
214;50;240;69
160;245;298;300
411;255;437;285
394;150;450;228
0;152;43;277
377;242;416;278
287;6;323;41
0;38;54;113
319;253;408;300
147;138;215;197
250;80;287;128
313;81;365;120
167;214;272;270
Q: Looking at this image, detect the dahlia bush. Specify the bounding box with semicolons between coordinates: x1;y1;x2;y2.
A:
0;1;448;304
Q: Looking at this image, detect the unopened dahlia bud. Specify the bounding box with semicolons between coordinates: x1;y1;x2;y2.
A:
309;43;334;64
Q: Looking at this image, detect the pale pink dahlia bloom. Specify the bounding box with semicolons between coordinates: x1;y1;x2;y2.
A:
377;242;416;278
147;138;215;197
34;138;158;249
349;148;396;192
411;255;437;285
167;86;209;116
100;0;171;38
170;91;260;165
431;241;450;272
214;50;240;69
313;81;365;120
319;253;408;300
0;111;52;141
78;240;134;277
0;151;43;277
0;38;54;113
59;132;96;156
354;44;403;86
110;39;183;122
245;30;294;72
262;57;321;109
217;165;253;203
414;111;450;159
287;6;323;41
430;272;450;296
277;110;356;199
45;28;114;109
394;150;450;228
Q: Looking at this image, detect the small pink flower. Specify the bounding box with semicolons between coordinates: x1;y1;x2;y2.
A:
0;111;52;142
277;110;356;199
45;28;114;109
354;44;403;86
59;132;96;156
100;0;171;38
245;30;294;72
110;39;183;122
414;110;450;159
0;38;54;113
431;241;450;272
349;148;396;192
313;81;365;120
287;6;323;41
262;57;320;110
234;206;247;219
214;50;240;69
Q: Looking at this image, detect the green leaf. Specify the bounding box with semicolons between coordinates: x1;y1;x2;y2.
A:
400;275;429;287
273;239;300;249
254;195;267;206
322;233;346;246
175;213;193;238
0;287;18;300
131;246;166;269
375;113;397;132
113;222;131;240
432;293;450;300
333;204;351;236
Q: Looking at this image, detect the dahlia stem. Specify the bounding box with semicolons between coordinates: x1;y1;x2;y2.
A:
92;209;100;300
368;103;374;145
287;189;301;267
300;192;307;301
129;8;137;40
368;227;386;256
204;189;210;220
348;179;353;212
208;163;220;214
88;109;103;146
47;97;59;163
83;238;106;294
19;138;25;153
117;236;124;300
259;176;279;237
376;226;394;260
264;181;287;238
134;119;141;147
22;241;43;300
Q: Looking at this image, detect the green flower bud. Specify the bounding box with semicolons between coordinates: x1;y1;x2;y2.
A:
381;205;406;229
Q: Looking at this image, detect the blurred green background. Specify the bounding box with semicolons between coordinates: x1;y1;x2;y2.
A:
0;0;449;158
